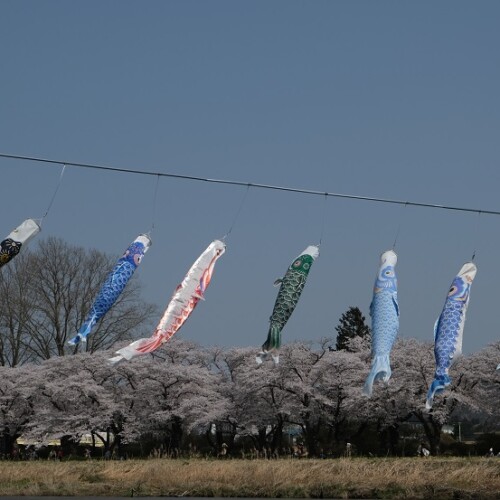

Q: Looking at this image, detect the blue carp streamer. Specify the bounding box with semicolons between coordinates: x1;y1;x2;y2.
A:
426;262;477;409
68;234;151;346
364;250;399;396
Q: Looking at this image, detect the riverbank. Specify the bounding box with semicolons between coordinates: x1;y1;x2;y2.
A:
0;457;498;498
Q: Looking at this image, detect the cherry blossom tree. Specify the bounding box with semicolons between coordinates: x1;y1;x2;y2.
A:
109;339;224;456
0;363;41;456
365;337;491;455
0;335;498;458
21;353;119;455
198;346;257;454
356;337;432;455
259;338;366;457
459;342;500;431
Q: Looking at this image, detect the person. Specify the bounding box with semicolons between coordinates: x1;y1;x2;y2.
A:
417;443;430;457
218;443;228;458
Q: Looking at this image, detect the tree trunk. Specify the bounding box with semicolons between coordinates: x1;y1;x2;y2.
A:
0;430;18;458
270;420;284;455
166;416;183;456
414;411;442;456
302;416;322;457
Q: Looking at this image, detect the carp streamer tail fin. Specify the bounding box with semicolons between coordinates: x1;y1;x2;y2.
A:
257;324;281;364
108;336;165;364
262;324;281;351
255;323;281;365
363;354;392;396
108;355;123;365
68;326;90;346
425;374;451;409
68;317;95;346
255;349;280;365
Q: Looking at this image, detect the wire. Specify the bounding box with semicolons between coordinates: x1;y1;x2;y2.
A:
319;193;328;246
471;211;483;262
2;152;500;217
40;164;66;224
392;202;408;250
149;174;160;235
223;184;251;240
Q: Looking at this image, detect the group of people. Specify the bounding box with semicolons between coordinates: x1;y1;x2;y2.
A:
47;448;65;460
486;447;500;457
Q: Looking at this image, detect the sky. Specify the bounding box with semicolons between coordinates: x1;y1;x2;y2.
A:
1;1;500;355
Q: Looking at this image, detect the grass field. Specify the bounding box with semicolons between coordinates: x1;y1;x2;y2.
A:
0;457;499;499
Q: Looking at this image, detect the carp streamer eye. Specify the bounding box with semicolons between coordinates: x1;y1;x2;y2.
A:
448;285;458;296
293;260;302;267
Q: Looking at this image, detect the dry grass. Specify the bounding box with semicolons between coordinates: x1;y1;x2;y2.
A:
0;457;499;498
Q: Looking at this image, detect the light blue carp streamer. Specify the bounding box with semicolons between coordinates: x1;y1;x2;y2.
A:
364;250;399;396
426;262;477;409
68;235;151;346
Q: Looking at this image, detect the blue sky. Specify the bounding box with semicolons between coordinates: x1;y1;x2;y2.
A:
1;1;499;354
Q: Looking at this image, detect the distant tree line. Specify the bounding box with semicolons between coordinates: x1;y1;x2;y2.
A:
0;238;499;459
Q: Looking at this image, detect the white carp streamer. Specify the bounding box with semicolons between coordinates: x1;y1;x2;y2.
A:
0;219;41;268
109;239;225;363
